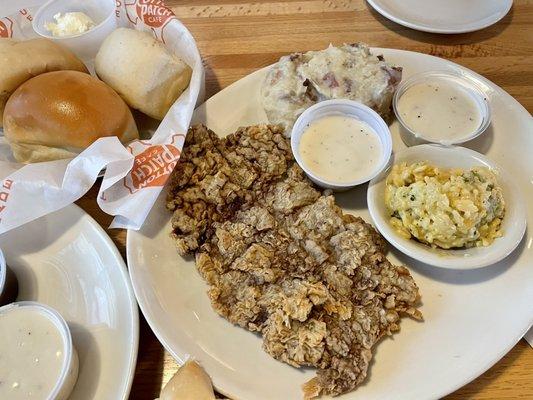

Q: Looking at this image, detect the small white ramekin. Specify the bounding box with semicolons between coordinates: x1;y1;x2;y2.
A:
32;0;117;63
0;301;79;400
393;70;491;146
291;99;393;191
367;144;526;269
0;249;18;306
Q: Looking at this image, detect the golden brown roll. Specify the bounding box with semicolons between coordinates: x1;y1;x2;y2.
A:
0;38;88;128
3;70;139;163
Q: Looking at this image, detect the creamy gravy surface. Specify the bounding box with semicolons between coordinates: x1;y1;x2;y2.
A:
299;115;382;183
0;307;66;399
397;81;482;142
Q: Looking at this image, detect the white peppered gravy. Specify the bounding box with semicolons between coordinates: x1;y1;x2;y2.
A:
0;306;66;399
397;81;483;142
299;115;382;183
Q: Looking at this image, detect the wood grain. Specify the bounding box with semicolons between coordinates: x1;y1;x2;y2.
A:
75;1;533;399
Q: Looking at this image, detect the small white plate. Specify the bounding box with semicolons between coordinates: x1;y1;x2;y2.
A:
367;0;513;34
367;145;526;269
0;204;139;400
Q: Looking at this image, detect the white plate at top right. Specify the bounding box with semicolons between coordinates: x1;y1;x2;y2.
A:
367;0;513;34
367;145;527;269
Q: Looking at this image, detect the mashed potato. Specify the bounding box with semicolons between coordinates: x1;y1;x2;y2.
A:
385;162;505;249
261;43;402;133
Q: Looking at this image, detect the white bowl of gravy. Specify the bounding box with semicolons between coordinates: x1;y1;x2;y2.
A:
0;301;79;400
291;99;393;191
393;70;491;146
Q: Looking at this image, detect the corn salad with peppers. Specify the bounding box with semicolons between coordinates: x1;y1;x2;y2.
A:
385;162;505;249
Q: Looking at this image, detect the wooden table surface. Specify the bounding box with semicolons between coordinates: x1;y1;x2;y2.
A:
76;1;533;398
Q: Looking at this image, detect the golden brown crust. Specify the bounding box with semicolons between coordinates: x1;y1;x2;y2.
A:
167;124;422;397
3;70;138;162
0;38;88;128
166;124;291;254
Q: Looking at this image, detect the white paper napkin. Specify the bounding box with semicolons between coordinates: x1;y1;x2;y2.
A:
0;0;204;234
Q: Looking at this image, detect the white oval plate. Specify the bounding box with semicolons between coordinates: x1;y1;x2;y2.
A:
367;145;526;269
0;204;139;400
367;0;513;34
128;49;533;400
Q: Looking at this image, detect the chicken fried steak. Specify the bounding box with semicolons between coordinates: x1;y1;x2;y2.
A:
167;124;422;398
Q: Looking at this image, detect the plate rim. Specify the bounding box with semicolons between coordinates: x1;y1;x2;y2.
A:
1;203;140;400
366;0;513;34
127;47;533;399
75;204;140;400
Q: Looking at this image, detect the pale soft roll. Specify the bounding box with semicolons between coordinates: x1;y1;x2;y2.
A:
95;28;192;120
0;38;88;128
158;361;216;400
3;70;139;163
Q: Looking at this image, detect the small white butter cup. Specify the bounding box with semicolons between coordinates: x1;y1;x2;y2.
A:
0;302;79;400
32;0;117;63
291;99;393;191
393;70;492;147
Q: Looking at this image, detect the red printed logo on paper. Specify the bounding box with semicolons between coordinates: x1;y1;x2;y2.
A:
0;18;13;38
136;0;175;28
19;9;33;22
0;179;14;221
123;135;184;194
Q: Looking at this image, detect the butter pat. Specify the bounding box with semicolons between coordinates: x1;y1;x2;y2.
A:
44;12;96;37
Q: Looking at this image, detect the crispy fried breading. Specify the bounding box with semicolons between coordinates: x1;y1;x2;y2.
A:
167;124;422;398
167;124;291;254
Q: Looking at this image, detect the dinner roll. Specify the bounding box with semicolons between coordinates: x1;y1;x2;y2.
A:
95;28;192;120
158;361;216;400
3;70;139;163
0;38;88;128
